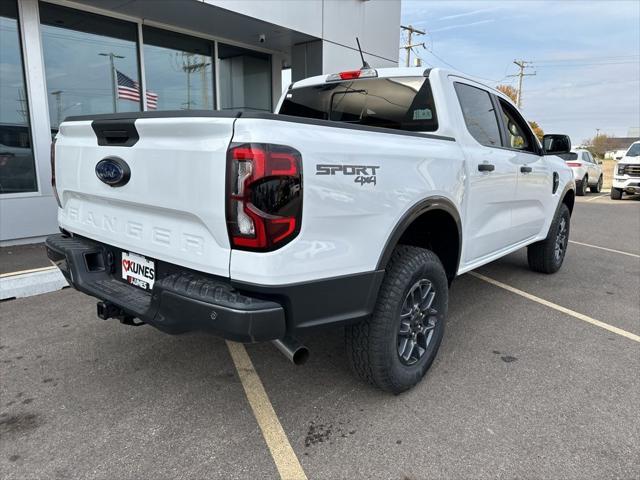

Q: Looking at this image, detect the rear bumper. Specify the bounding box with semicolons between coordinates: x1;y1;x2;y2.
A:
45;234;285;342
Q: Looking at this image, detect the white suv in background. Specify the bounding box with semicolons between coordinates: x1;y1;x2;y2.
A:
611;141;640;200
567;149;603;195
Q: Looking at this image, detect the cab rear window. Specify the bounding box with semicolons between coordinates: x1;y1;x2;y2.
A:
279;76;438;132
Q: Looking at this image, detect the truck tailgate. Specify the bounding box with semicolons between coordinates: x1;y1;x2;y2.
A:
55;115;235;277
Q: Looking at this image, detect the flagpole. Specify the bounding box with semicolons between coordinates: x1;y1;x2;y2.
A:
100;52;125;113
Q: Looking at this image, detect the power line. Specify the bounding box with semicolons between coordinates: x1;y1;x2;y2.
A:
534;61;639;68
424;48;505;83
531;55;640;64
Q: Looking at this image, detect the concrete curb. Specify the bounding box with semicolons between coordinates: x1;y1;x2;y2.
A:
0;268;68;300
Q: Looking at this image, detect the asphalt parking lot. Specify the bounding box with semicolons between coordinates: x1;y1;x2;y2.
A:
1;193;639;480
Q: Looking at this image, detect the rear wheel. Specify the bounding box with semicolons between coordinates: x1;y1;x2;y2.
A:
527;203;570;274
576;176;587;196
345;246;448;394
590;176;603;193
611;188;623;200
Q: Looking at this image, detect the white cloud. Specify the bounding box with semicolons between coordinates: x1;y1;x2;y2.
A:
438;7;498;21
430;19;495;33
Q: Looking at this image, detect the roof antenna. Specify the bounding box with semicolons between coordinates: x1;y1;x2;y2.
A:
356;37;371;70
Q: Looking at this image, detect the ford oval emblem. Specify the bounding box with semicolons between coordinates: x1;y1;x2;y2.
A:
95;157;130;187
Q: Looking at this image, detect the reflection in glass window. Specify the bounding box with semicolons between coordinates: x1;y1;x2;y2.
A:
280;77;438;132
0;1;37;194
143;27;214;110
218;44;271;112
454;83;501;147
39;3;140;130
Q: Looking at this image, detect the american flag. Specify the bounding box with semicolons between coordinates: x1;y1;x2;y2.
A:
117;70;158;109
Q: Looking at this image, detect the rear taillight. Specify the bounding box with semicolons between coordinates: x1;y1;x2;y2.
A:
566;162;581;167
226;143;302;251
50;138;61;207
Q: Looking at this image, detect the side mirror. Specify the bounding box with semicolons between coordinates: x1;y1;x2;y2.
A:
597;159;603;165
543;134;572;155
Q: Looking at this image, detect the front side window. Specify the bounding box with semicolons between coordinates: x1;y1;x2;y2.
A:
498;99;537;154
280;76;438;132
454;82;501;146
40;2;140;130
143;26;214;110
0;1;37;194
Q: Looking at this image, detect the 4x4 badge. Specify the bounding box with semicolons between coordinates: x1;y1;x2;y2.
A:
315;164;380;186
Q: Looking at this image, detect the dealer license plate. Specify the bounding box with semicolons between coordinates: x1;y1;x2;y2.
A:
121;251;155;291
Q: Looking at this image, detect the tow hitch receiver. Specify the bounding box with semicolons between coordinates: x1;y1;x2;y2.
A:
96;301;145;326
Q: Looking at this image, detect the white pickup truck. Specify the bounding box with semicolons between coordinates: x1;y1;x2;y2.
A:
46;67;576;393
611;141;640;199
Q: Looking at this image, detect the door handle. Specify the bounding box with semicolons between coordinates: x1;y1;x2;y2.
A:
520;166;532;173
478;163;495;172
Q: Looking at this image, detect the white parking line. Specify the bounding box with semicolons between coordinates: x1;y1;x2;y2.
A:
569;240;640;258
469;272;640;343
226;341;308;480
586;194;608;202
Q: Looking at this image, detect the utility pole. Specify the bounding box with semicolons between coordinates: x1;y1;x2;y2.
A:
16;87;28;123
401;25;426;67
181;53;209;110
51;90;63;127
507;60;536;108
99;52;125;113
595;128;601;137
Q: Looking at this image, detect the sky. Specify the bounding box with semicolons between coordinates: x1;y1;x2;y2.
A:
400;0;640;144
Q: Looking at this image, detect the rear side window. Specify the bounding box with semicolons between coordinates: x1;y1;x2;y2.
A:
279;76;438;132
454;82;501;147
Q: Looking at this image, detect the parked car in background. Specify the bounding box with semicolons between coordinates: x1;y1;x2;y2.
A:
566;149;603;195
611;141;640;200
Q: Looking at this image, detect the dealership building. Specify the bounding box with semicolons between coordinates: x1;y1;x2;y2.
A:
0;0;400;244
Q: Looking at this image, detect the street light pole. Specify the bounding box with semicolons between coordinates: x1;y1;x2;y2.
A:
99;52;125;113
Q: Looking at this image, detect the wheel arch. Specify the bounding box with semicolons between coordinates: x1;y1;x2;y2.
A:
561;184;575;215
376;196;462;283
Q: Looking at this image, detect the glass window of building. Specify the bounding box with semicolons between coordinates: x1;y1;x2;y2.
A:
39;3;140;130
0;1;37;194
143;27;214;111
218;43;271;112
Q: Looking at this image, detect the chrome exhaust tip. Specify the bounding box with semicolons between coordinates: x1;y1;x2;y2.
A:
272;336;309;365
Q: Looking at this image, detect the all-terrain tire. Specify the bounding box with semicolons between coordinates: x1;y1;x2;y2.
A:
527;203;570;274
576;176;587;196
610;188;623;200
590;176;603;193
345;246;448;394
